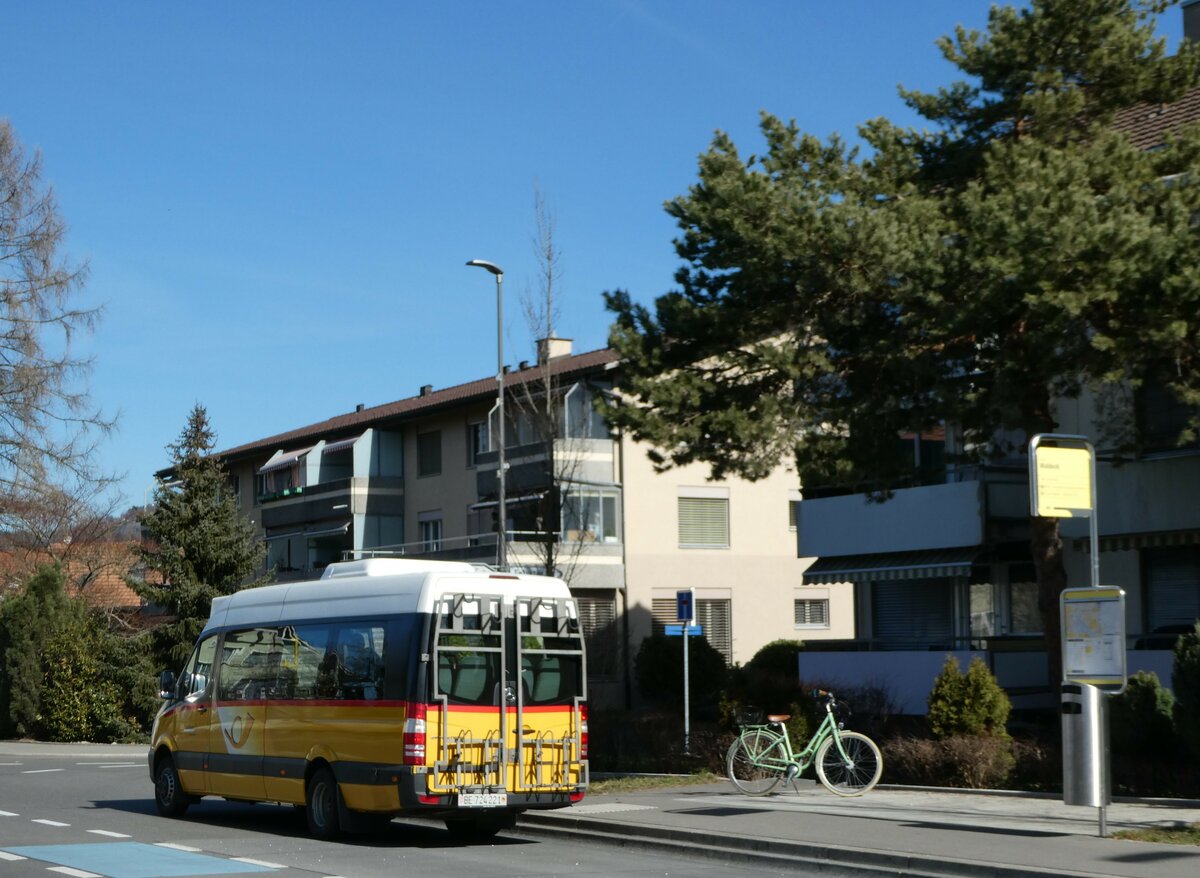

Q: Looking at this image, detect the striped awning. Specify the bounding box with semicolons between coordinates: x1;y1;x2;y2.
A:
322;435;361;455
1074;530;1200;554
257;446;312;474
802;547;978;584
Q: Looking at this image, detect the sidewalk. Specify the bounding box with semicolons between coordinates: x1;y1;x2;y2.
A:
515;780;1200;877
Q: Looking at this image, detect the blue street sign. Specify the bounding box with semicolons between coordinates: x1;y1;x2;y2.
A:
676;588;695;624
664;625;703;636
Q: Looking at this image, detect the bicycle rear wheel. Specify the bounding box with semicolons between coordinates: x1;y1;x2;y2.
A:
815;730;882;796
727;728;787;796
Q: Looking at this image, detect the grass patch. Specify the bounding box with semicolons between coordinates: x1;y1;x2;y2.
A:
588;771;724;794
1113;823;1200;845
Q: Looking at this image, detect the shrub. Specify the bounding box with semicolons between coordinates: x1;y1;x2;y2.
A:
1109;670;1175;760
39;619;127;742
883;734;1014;789
927;655;1011;739
635;633;728;708
1173;621;1200;758
721;639;816;744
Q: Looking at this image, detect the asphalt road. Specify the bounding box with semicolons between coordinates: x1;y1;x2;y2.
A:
0;742;762;878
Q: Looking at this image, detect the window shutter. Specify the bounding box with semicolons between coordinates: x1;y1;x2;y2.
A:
678;497;729;548
794;599;828;626
576;593;619;678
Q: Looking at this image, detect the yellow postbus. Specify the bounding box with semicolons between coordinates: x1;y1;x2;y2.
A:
148;558;589;839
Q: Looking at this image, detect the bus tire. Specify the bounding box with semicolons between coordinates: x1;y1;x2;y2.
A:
153;754;190;818
305;766;342;840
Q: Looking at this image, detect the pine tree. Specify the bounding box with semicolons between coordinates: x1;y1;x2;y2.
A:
603;1;1200;685
134;404;269;667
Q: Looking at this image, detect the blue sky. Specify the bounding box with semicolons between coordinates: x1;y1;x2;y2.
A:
3;1;1186;508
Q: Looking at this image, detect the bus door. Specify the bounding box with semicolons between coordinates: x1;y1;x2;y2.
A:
511;597;588;795
429;592;510;803
172;634;219;794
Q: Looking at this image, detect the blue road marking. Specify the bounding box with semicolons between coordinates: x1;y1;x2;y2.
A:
1;842;274;877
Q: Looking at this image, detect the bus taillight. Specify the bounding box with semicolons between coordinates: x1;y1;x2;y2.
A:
403;702;427;764
579;702;588;760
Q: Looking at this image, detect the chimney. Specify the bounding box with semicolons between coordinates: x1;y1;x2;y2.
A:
1186;0;1200;42
536;336;573;365
518;360;530;371
355;403;365;412
419;385;432;396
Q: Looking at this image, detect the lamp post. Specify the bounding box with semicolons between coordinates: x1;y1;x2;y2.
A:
466;259;507;571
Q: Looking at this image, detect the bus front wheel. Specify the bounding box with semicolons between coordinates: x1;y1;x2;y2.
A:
306;766;342;840
154;754;190;818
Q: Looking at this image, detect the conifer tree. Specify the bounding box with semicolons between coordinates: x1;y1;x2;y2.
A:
134;405;269;667
604;1;1200;684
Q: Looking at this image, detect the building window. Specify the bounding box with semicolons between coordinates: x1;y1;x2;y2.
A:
561;488;621;544
1008;563;1042;635
467;421;489;467
575;592;619;679
417;430;442;477
1143;545;1200;633
651;596;733;664
419;511;443;553
794;598;829;628
678;490;730;549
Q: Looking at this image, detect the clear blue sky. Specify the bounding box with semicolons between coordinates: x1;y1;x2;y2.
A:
3;1;1186;509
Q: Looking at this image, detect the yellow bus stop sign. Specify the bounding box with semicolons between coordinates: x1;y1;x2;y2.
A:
1031;443;1093;518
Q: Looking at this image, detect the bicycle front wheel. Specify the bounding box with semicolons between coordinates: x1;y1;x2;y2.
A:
815;730;883;796
727;729;787;796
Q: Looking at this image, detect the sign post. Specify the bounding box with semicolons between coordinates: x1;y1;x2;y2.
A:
677;589;695;755
1029;434;1124;837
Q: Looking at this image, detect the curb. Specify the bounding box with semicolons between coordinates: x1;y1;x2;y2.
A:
515;811;1100;878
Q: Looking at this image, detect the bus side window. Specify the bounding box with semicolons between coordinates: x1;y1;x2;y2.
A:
218;628;282;701
280;624;331;700
333;625;386;700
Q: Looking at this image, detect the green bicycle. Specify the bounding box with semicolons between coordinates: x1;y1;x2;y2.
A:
726;689;883;797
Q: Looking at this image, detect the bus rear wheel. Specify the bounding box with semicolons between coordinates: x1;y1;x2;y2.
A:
306;766;342;840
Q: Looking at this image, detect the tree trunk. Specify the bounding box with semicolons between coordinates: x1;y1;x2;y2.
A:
1030;514;1068;690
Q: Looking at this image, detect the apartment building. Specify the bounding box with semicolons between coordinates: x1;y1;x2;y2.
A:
208;339;851;707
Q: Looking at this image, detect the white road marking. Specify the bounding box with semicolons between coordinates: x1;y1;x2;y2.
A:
0;762;22;766
86;829;131;838
0;810;18;816
232;858;286;868
0;852;26;861
48;868;101;878
77;762;139;767
155;842;201;852
22;769;65;774
31;818;70;826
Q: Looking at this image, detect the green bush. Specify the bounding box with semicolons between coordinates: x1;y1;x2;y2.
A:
39;619;127;742
635;633;728;708
926;655;1011;739
1109;670;1175;760
0;565;156;743
1173;622;1200;759
721;639;815;744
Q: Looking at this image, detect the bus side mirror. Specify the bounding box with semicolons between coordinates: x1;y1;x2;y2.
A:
158;670;177;700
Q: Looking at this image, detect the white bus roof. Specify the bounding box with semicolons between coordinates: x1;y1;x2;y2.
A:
202;558;572;634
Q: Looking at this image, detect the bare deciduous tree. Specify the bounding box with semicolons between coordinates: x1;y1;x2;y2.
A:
0;119;114;514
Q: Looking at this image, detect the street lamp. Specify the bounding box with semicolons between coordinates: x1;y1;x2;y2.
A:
466;259;507;571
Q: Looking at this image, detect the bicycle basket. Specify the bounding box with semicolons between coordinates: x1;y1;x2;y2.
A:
736;706;764;726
